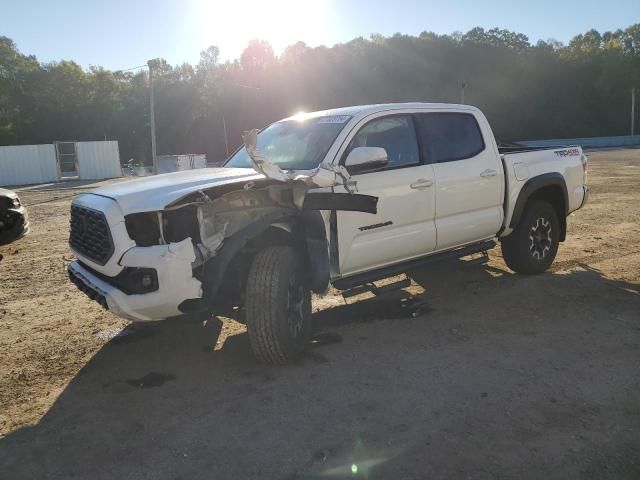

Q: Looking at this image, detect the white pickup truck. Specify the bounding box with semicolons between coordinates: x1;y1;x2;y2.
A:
68;103;588;363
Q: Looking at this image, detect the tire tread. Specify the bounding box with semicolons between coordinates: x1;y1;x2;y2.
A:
246;246;309;364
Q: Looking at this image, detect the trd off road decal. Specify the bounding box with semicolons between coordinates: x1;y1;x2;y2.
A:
358;221;392;231
554;148;580;157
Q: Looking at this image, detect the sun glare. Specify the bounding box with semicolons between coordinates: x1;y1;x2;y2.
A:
290;111;309;121
194;0;330;60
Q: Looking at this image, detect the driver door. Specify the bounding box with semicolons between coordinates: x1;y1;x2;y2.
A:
334;114;437;277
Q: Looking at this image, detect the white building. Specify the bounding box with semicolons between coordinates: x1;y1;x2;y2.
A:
0;141;122;186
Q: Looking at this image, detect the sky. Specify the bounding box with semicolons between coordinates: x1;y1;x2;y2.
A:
1;0;639;71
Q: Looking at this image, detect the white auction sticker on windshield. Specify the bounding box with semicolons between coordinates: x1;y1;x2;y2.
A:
317;115;351;124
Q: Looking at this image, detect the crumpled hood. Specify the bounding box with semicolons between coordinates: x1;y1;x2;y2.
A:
90;168;265;214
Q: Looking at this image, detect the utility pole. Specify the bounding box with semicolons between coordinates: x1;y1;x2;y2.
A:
148;59;158;174
218;83;260;159
222;113;229;157
632;87;636;138
461;82;467;104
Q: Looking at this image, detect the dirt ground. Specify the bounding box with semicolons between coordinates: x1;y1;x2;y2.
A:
0;150;639;479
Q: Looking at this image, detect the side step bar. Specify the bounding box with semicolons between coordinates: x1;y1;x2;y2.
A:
333;240;496;291
341;277;412;299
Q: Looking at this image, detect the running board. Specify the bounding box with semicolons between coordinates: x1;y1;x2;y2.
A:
461;250;489;266
341;277;412;299
333;240;496;291
370;277;411;295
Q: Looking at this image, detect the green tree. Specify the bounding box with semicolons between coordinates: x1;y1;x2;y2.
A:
1;24;639;164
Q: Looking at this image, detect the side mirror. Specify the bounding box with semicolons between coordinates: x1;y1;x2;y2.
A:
344;147;388;172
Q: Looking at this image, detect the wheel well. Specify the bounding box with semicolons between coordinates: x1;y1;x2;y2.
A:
202;209;330;312
219;225;296;306
526;185;567;241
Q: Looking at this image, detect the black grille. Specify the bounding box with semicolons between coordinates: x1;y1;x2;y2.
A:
69;205;114;265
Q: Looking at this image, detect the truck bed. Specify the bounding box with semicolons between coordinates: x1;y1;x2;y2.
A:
500;145;586;234
498;145;577;154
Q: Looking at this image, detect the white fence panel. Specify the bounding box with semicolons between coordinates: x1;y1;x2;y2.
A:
0;144;58;186
156;154;208;174
76;141;122;180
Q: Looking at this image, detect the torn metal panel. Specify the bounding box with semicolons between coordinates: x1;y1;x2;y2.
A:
197;209;227;254
241;129;291;182
302;192;378;214
193;185;298;258
125;182;300;259
241;129;357;192
119;238;203;310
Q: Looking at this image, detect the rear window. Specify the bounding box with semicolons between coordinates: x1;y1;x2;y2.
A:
417;113;485;163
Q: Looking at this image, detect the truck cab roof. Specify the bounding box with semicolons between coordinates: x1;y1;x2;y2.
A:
281;102;482;123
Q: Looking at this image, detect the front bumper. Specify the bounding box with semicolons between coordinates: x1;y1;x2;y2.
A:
68;238;203;322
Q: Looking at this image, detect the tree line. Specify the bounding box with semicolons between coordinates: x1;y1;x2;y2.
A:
1;25;639;164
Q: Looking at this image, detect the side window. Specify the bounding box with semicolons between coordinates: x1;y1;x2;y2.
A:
345;115;419;171
417;113;485;163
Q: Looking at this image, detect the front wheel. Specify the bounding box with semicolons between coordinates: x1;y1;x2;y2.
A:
245;246;312;364
501;200;560;274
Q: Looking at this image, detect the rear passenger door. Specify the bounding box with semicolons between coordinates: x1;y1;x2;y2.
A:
416;112;503;250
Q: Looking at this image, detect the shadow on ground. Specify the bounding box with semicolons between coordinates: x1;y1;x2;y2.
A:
1;260;639;479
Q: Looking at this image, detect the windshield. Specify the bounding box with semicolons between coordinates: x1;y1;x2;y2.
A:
225;115;351;170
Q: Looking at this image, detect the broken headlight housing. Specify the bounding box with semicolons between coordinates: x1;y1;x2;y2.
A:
125;212;161;246
125;207;201;246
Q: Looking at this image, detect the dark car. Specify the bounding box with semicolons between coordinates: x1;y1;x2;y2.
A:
0;188;29;245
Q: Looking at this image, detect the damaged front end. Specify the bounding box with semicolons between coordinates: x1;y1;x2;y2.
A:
68;123;378;322
69;237;201;321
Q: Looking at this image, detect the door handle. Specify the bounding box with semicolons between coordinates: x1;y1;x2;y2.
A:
480;169;497;178
410;179;433;189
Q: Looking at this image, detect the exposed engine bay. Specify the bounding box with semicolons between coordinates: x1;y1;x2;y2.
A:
68;129;378;321
123;128;378;269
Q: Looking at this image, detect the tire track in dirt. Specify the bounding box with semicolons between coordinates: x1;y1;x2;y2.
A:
549;249;640;273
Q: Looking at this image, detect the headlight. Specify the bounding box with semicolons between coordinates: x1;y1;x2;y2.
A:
13;197;21;208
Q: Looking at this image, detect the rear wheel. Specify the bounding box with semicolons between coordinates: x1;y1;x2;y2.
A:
245;246;312;364
501;200;560;274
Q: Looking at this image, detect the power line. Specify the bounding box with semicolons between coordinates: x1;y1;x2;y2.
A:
117;64;147;72
236;83;262;90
